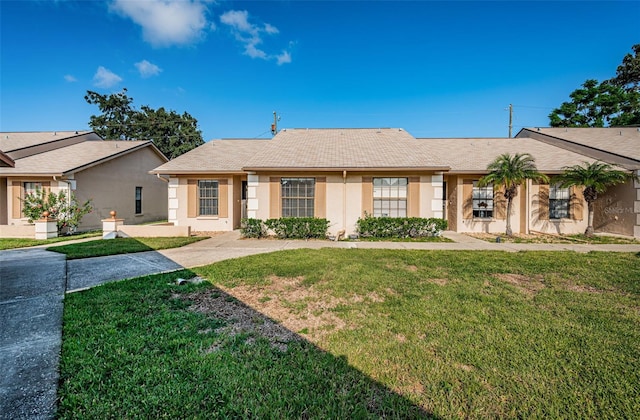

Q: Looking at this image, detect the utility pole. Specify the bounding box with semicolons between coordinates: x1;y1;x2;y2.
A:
271;111;278;136
508;104;513;138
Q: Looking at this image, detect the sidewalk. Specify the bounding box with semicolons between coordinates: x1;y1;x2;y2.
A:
158;230;640;268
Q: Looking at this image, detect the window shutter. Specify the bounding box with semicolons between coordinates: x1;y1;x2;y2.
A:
361;176;372;217
538;184;549;220
269;177;280;218
11;181;22;219
494;189;507;220
408;176;420;217
315;177;326;218
187;179;197;218
218;179;228;218
570;186;583;220
462;179;473;219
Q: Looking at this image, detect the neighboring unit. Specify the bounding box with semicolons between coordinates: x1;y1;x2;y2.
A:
0;131;169;232
151;127;640;238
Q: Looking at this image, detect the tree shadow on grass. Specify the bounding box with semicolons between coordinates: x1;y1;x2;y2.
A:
58;269;437;419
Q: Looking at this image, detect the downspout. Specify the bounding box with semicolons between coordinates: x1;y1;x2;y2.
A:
156;173;170;183
343;170;347;232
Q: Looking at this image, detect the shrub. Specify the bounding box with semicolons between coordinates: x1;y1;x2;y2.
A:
264;217;330;239
240;218;267;238
356;214;447;238
21;187;93;234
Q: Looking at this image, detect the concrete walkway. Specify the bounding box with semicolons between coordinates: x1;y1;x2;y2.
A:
2;231;640;419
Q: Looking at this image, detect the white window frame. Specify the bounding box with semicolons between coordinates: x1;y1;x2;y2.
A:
373;177;408;218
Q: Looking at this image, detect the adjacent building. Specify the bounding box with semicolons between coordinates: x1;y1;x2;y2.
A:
0;131;169;231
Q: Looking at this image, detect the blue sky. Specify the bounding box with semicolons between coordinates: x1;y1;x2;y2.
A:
1;1;638;141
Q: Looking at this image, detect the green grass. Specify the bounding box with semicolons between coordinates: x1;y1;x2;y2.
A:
59;250;640;418
0;231;101;250
48;236;206;259
469;232;639;244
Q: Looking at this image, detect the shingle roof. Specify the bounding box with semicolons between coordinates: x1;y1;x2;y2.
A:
0;131;98;152
0;140;154;176
243;128;449;170
151;139;270;174
527;127;640;162
416;137;599;173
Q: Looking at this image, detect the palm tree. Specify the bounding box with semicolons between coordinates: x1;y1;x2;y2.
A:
554;161;635;236
479;153;549;236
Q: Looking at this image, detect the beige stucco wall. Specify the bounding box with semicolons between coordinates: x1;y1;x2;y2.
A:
73;147;168;230
528;180;588;235
592;180;636;237
4;147;168;231
446;175;589;235
168;176;235;232
245;172;443;236
6;177;65;226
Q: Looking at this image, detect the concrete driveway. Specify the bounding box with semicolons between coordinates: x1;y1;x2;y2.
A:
0;248;66;420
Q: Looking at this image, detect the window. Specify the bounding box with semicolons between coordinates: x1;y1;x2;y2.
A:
373;177;407;217
281;178;315;217
472;181;493;218
198;180;219;216
135;187;142;214
24;182;43;196
549;184;570;219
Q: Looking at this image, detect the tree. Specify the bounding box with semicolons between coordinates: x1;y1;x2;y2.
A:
553;161;635;236
479;153;549;237
548;79;640;127
21;188;93;234
609;43;640;92
549;44;640;127
85;88;204;159
85;88;136;140
132;106;204;160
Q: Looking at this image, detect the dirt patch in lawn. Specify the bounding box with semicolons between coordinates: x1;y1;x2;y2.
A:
184;275;382;343
494;273;545;297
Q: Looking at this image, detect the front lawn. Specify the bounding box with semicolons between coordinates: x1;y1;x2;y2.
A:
59;250;640;418
48;236;206;259
0;231;101;250
467;232;639;244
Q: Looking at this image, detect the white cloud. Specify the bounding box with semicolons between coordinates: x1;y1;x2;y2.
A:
135;60;162;78
93;66;123;88
276;50;291;66
64;74;77;82
110;0;211;47
219;10;291;64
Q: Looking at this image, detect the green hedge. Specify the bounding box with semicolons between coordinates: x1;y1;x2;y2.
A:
240;218;267;238
241;218;330;239
356;214;447;238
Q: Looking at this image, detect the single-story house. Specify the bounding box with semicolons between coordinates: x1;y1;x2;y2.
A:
0;131;169;231
151;127;640;238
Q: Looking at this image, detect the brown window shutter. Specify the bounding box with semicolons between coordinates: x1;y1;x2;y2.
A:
538;184;549;220
494;189;507;220
462;179;473;219
569;186;583;220
315;177;326;218
187;179;197;218
361;176;373;217
11;181;23;219
408;176;420;217
218;179;228;218
269;177;280;218
41;181;51;193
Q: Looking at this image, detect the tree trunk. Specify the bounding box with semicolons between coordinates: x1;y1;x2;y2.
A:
505;198;513;236
585;200;595;237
